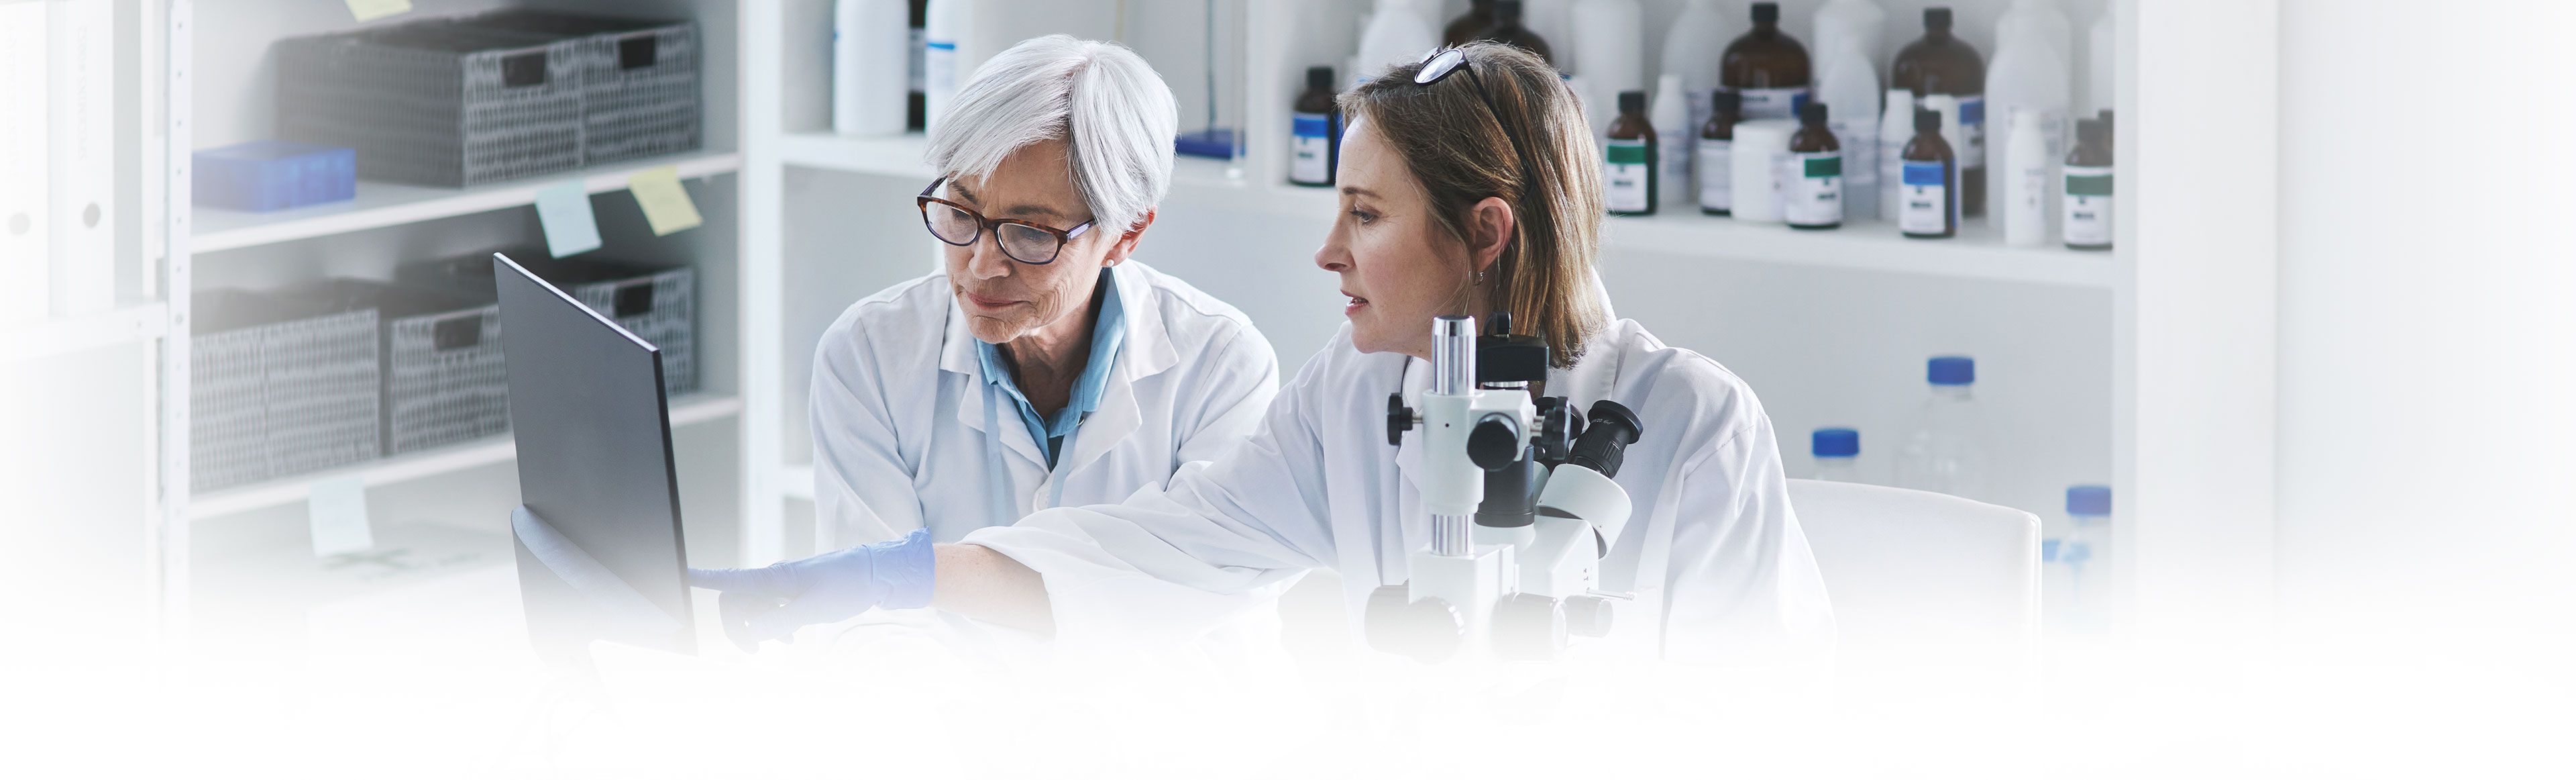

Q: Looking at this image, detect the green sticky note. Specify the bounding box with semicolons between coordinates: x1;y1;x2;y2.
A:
307;477;374;558
343;0;413;23
629;166;704;236
534;181;602;257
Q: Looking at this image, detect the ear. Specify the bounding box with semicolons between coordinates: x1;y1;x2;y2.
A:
1464;196;1515;276
1101;209;1157;267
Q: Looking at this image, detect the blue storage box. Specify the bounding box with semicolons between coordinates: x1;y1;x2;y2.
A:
193;141;358;211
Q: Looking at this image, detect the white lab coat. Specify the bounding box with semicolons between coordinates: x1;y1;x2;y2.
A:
809;260;1280;548
963;318;1837;663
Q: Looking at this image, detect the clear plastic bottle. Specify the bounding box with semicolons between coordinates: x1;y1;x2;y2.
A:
2059;484;2112;632
1811;428;1861;482
1894;355;1988;500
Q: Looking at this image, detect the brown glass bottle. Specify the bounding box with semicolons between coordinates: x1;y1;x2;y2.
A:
1721;2;1811;121
1289;66;1340;187
1697;89;1743;215
1898;106;1958;238
1472;1;1552;65
1603;91;1658;216
1445;0;1495;47
2061;117;2113;250
1892;7;1986;215
1784;101;1844;230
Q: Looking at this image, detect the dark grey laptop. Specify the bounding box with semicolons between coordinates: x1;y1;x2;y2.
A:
494;252;695;666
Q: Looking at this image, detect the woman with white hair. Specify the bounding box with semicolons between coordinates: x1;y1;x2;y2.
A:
689;36;1279;643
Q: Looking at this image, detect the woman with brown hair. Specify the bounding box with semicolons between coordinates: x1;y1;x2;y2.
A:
692;42;1832;663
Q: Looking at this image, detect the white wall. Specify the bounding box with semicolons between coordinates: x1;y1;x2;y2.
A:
2274;1;2576;652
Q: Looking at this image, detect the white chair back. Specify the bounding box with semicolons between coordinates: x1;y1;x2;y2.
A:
1788;479;2041;656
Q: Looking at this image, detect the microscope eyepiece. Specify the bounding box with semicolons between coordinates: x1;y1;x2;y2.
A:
1568;400;1644;478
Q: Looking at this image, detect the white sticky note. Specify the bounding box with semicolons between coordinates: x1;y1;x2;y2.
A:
533;181;602;257
307;477;375;558
343;0;413;23
627;166;704;236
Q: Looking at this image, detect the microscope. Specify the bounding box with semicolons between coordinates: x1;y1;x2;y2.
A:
1368;314;1643;663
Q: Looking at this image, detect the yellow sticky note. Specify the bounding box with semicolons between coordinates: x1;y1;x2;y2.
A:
629;166;704;236
343;0;413;23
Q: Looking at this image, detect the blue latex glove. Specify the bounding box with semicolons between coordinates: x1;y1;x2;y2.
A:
686;528;936;650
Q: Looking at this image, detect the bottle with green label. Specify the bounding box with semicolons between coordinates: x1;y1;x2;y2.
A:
1784;101;1843;230
1605;90;1658;216
1698;89;1743;215
2063;117;2112;250
1898;105;1957;238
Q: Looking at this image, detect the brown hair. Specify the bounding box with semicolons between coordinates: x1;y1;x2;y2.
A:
1340;42;1607;369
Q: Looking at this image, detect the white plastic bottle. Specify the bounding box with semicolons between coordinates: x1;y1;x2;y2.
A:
1877;87;1912;221
835;0;911;137
1814;0;1888;84
1894;356;1989;501
1571;0;1643;137
1812;428;1862;482
2002;108;2051;246
1650;74;1694;213
923;0;975;133
1525;0;1576;64
2087;11;2116;116
1354;0;1442;87
1660;0;1731;137
1814;35;1880;221
2059;485;2112;632
1996;0;2074;65
1984;21;2070;217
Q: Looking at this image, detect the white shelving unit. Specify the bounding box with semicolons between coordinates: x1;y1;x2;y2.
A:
74;0;2272;652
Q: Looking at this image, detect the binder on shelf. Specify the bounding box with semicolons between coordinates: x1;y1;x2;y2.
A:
46;0;113;317
3;0;49;325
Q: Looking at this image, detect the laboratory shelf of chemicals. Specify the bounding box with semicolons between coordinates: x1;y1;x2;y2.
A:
191;150;745;254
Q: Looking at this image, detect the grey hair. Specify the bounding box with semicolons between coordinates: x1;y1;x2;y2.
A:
925;35;1178;234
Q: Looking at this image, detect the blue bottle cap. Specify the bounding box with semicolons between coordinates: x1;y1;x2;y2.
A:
1927;356;1975;386
2067;485;2112;516
1811;428;1860;457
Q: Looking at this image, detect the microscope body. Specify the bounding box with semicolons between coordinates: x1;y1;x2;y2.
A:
1371;315;1642;664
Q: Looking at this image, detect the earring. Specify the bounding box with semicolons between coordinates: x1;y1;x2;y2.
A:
1474;269;1488;285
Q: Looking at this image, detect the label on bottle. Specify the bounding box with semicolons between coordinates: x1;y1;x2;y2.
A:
908;28;927;93
1604;139;1652;213
1958;94;1986;168
1660;131;1695;200
1290;112;1334;185
1738;86;1811;120
1697;138;1732;212
2063;164;2113;246
1784;152;1843;226
1900;160;1952;235
926;38;957;95
2006;157;2051;245
1831;123;1877;185
1880;134;1908;217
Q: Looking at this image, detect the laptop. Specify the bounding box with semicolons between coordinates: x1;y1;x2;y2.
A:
494;252;696;667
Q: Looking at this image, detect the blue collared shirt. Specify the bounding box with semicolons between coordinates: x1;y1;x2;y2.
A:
974;269;1126;469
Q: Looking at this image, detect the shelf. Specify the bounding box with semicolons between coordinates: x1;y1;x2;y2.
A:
1603;211;2126;290
190;150;745;254
0;302;172;362
186;393;745;521
776;132;1291;211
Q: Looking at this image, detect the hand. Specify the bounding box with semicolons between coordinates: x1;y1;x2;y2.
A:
687;528;936;650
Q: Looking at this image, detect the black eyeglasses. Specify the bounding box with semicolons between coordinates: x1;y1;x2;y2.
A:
1413;48;1538;199
917;177;1096;265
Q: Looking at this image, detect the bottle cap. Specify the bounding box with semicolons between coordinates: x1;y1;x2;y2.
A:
2066;485;2112;516
1927;355;1975;385
2077;117;2108;145
1713;89;1741;113
1799;101;1829;126
1925;7;1953;30
1752;2;1779;25
1812;428;1860;457
1306;66;1334;92
1618;90;1647;113
1915;107;1942;133
1495;0;1522;22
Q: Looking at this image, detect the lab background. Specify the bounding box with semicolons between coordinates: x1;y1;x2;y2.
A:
1;0;2570;775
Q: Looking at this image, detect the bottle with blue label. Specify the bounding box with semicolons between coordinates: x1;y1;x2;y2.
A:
1812;427;1860;482
1289;66;1340;187
1893;7;1986;216
2059;485;2112;632
1898;106;1957;238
